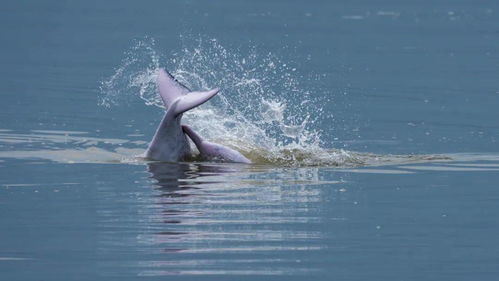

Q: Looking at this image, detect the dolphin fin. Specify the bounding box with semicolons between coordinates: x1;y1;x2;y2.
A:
182;124;204;148
156;68;191;108
182;125;252;164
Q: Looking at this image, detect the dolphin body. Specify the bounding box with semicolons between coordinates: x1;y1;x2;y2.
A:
144;68;251;164
144;69;219;162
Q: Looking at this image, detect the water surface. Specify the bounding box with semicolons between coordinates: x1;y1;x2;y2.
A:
1;1;499;280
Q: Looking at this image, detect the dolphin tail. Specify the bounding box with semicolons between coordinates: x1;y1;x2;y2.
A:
171;88;219;117
157;68;219;116
157;68;190;108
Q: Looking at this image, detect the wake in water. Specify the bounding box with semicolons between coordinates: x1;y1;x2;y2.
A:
6;129;499;173
0;129;452;168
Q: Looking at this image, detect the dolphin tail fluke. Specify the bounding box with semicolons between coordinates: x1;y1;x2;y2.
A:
157;68;190;108
171;88;219;116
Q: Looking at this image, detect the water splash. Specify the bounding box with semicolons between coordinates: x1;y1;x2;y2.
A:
99;37;161;108
98;37;434;167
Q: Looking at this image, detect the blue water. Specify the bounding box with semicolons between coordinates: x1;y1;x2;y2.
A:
1;1;499;280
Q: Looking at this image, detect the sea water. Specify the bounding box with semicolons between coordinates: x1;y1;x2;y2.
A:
1;1;499;280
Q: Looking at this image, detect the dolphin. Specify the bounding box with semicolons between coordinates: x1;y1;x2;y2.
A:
182;125;251;164
144;69;219;162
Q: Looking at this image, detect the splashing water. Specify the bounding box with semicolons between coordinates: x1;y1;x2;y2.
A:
100;38;161;108
99;37;443;167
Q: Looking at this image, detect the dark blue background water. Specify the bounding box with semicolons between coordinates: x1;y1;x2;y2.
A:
1;1;499;280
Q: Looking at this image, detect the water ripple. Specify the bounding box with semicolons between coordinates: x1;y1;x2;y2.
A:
96;162;331;276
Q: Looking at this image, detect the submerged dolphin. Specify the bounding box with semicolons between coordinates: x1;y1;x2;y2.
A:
182;125;251;164
144;69;219;162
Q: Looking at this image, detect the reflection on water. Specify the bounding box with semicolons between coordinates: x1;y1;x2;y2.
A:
3;131;499;278
97;162;336;276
